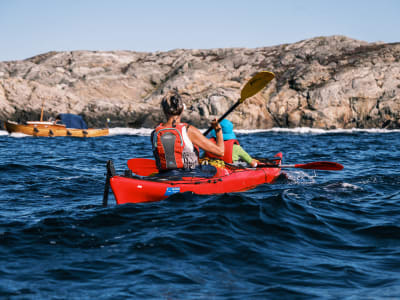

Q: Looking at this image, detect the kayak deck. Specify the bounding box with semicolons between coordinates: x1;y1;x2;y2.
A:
107;153;283;205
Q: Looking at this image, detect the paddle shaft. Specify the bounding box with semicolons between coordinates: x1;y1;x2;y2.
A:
127;157;343;176
203;100;241;136
203;71;275;137
260;161;343;171
102;166;111;207
103;160;117;206
281;164;312;169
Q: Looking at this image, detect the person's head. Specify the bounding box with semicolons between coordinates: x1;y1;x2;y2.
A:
161;91;184;117
211;119;237;141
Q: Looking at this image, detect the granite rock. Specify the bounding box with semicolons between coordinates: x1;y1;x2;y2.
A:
0;36;399;129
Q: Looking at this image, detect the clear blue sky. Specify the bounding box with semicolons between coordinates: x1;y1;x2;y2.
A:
0;0;399;61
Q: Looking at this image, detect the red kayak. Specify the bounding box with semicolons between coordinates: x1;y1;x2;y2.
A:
105;153;283;205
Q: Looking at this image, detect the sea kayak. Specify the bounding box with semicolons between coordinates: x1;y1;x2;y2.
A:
106;153;283;205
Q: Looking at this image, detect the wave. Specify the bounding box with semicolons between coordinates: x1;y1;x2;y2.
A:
2;127;400;138
235;127;400;134
0;130;399;298
109;127;400;136
108;127;153;136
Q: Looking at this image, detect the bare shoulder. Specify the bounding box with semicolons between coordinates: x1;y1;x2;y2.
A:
187;125;209;144
187;124;202;136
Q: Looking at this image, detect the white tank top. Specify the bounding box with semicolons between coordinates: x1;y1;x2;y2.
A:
182;126;194;151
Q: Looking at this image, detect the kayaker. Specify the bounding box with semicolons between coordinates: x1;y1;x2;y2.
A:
151;90;224;171
206;119;259;167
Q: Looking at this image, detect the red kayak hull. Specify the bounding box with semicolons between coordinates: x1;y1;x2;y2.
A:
110;153;282;204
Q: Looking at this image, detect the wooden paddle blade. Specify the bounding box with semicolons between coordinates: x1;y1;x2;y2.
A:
127;158;158;176
294;161;344;171
240;71;275;103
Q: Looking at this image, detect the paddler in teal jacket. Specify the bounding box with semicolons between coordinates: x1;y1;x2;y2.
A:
205;119;259;167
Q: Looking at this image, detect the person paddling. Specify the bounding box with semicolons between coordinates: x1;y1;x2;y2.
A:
151;91;224;171
205;119;259;167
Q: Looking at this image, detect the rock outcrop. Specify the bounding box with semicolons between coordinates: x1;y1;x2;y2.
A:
1;35;399;129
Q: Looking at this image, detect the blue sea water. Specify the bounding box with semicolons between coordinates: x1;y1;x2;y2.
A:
0;128;399;299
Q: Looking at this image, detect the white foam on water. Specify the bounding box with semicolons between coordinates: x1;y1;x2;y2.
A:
285;170;317;184
234;127;400;134
339;182;363;191
56;175;84;181
108;127;153;136
108;127;400;136
324;182;363;192
4;131;30;138
3;127;399;137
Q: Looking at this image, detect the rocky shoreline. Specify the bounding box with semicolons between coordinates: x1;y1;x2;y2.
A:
1;35;399;129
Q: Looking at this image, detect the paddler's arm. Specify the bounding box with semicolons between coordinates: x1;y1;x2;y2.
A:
187;121;224;157
233;144;258;167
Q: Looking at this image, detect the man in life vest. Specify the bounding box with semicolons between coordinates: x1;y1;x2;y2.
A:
205;119;259;167
151;90;224;171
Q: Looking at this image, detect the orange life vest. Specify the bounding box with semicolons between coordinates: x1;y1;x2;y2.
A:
151;123;198;170
204;138;239;163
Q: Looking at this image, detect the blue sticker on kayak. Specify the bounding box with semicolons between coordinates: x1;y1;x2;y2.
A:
165;187;181;196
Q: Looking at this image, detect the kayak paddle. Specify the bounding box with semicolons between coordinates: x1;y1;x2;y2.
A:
127;158;343;175
260;161;344;171
203;71;275;136
103;160;116;207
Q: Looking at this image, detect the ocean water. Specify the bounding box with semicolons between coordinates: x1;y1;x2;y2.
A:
0;128;399;299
